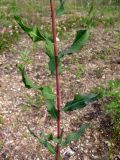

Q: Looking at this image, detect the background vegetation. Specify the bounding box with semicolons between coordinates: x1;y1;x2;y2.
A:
0;0;120;159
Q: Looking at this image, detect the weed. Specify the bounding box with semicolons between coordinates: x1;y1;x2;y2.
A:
14;1;97;159
75;64;85;78
19;49;32;65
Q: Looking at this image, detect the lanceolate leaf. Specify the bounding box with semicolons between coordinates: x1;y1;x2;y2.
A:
64;124;89;146
17;64;37;89
39;138;56;155
40;86;58;119
59;29;90;57
63;93;98;112
45;40;55;74
45;40;62;74
14;16;47;42
45;40;54;58
39;137;63;159
39;132;63;146
46;99;58;119
28;127;56;155
48;57;62;75
40;86;55;100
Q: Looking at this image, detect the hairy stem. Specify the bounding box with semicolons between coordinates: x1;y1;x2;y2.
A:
50;0;61;159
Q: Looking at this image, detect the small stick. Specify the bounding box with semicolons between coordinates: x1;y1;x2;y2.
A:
50;0;61;160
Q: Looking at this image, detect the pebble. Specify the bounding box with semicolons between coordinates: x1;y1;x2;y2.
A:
64;147;75;156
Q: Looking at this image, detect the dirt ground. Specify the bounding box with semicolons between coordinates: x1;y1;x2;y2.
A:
0;20;120;160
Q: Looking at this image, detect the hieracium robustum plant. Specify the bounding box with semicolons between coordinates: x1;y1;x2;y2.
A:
15;0;97;159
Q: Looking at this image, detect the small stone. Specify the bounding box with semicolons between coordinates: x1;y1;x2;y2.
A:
64;147;75;156
56;37;60;42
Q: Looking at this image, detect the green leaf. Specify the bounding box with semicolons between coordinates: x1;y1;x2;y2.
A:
48;57;62;75
46;134;61;144
45;40;54;58
40;86;55;100
28;127;56;156
17;64;37;89
14;16;47;42
84;93;98;104
56;0;65;16
48;58;56;74
46;99;58;119
40;86;58;119
39;132;63;145
47;133;53;141
38;132;53;141
59;29;90;57
45;40;62;74
64;124;89;146
39;138;56;155
63;93;98;112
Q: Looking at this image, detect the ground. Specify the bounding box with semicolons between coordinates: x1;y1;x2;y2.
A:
0;16;120;160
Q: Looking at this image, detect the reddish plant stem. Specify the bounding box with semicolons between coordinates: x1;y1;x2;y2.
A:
50;0;61;160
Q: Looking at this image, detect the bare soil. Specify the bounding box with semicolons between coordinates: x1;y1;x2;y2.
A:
0;21;120;160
